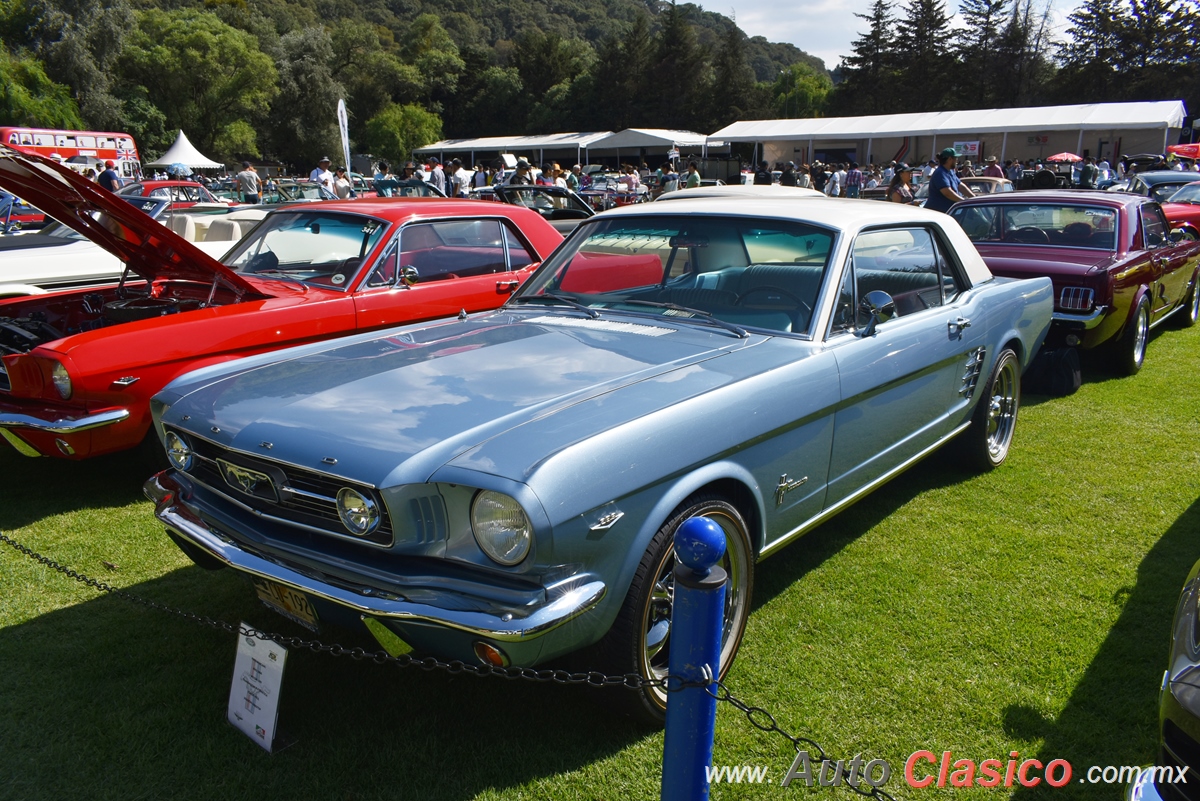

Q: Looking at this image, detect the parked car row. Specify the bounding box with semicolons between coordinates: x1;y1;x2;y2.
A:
2;144;1196;755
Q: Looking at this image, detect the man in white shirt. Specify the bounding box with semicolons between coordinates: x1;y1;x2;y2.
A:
309;157;334;194
824;163;843;197
448;159;469;197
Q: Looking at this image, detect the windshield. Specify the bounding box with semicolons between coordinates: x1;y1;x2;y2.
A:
514;215;836;336
221;210;389;290
501;186;592;217
1167;183;1200;204
950;203;1118;250
1150;182;1192;203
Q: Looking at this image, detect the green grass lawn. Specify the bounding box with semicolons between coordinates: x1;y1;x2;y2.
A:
2;322;1198;801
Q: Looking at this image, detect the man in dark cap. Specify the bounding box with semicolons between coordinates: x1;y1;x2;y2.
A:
97;159;122;192
427;156;446;194
924;147;975;213
508;159;534;186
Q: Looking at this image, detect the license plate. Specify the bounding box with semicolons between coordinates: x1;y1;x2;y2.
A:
253;578;319;632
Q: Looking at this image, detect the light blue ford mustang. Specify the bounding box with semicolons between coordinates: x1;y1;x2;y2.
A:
145;196;1053;722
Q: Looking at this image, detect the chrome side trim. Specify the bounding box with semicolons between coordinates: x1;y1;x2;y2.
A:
0;407;130;433
1149;300;1185;330
146;475;606;641
1051;306;1108;329
759;420;973;560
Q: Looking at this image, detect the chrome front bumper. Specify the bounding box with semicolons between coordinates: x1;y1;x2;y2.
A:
143;472;606;643
1051;305;1108;329
0;407;130;433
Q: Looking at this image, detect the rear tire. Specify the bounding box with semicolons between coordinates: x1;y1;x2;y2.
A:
596;493;754;726
1114;295;1150;375
961;348;1020;471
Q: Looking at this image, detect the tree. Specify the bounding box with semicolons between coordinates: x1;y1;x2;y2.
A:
265;27;345;167
652;2;708;131
361;103;442;166
0;51;84;127
956;0;1009;106
118;9;279;159
1055;0;1127;100
708;24;763;129
895;0;955;107
831;0;898;115
994;0;1054;107
398;14;466;110
774;62;832;119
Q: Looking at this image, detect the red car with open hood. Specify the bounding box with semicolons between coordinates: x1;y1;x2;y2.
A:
0;146;563;460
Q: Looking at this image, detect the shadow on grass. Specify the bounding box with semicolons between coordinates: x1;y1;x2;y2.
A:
0;441;152;530
1008;496;1200;798
0;561;652;801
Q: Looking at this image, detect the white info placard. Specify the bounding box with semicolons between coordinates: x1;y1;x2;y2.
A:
227;625;288;752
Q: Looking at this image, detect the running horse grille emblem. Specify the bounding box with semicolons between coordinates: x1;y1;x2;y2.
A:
217;459;279;502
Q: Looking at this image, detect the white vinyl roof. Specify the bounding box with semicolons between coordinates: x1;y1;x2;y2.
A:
591;128;715;150
709;101;1188;142
145;130;224;168
414;131;613;154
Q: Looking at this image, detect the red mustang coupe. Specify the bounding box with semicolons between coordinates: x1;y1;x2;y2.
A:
0;148;563;460
950;190;1200;379
1160;180;1200;234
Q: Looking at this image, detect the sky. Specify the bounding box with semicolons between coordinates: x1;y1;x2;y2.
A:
720;0;1078;74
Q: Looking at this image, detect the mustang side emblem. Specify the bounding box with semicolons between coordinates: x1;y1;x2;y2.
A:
218;460;278;502
775;474;808;507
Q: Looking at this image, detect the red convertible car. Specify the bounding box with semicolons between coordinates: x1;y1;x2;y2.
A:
115;180;230;210
0;148;563;460
950;191;1200;378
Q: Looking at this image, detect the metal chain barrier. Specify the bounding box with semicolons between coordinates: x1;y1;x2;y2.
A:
2;528;898;798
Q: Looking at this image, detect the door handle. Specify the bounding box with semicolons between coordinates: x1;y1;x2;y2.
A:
948;316;971;336
496;279;520;293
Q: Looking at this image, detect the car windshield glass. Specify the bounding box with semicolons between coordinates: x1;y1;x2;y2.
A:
503;186;591;215
1150;183;1189;203
950;203;1117;250
515;215;836;336
221;210;388;291
1167;183;1200;204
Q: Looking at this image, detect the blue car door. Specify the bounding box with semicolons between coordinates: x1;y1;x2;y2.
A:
824;226;988;508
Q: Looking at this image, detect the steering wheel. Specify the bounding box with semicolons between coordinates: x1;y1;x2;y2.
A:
736;285;812;317
1006;226;1050;244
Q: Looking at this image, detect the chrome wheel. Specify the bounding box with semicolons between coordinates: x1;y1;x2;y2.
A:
636;498;753;715
1131;302;1149;369
985;351;1019;464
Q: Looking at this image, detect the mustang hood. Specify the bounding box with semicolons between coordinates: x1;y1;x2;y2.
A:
163;314;752;484
0;146;264;295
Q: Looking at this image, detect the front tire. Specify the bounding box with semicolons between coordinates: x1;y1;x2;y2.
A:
961;348;1020;471
1114;294;1150;375
599;494;754;726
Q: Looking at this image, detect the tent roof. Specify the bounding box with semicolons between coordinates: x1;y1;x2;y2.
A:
708;101;1188;142
145;130;224;168
414;131;613;155
590;128;715;150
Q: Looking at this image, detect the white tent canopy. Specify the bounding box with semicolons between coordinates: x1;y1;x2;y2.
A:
145;130;224;169
709;102;1187;142
591;128;716;150
414;132;613;166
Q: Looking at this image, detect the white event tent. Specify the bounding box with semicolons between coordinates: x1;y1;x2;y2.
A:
709;101;1188;167
145;130;224;170
414;132;613;167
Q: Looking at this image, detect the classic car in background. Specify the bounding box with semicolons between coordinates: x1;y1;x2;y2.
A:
1123;171;1200;204
0;196;171;298
950;191;1200;377
1161;182;1200;234
655;184;823;203
1;190;47;231
145;197;1053;724
116;180;232;210
913;176;1015;202
0;146;563;461
468;184;594;234
1126;555;1200;801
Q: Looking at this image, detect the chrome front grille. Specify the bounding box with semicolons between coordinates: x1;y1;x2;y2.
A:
168;426;394;547
959;347;986;398
1059;286;1094;312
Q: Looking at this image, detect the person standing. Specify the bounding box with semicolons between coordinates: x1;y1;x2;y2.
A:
824;163;843;198
333;167;352;199
844;162;863;198
373;161;393;197
427;157;446;194
887;163;917;204
236;161;261;204
924;148;975;213
753;160;772;185
448;158;469;197
310;157;334;194
566;164;582;192
685;161;701;189
1079;157;1099;189
508;159;534;186
982;156;1004;179
779;162;798;186
97;160;122;192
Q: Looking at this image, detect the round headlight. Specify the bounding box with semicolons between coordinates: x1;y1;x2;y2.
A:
164;430;193;472
51;361;72;400
471;491;532;566
337;488;381;537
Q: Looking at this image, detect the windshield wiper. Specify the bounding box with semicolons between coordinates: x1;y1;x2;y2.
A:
510;292;601;319
621;300;748;338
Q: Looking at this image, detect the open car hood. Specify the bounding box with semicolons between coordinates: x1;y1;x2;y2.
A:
0;146;265;295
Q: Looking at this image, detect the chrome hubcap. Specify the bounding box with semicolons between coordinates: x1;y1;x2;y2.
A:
1133;306;1148;365
986;357;1018;460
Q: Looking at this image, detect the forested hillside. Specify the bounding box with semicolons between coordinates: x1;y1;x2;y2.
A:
0;0;825;167
1;0;1195;170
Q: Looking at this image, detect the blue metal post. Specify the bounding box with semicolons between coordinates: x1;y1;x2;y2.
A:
661;516;727;801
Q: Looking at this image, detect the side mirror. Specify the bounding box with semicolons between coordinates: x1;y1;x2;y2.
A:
857;290;895;337
398;265;419;287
